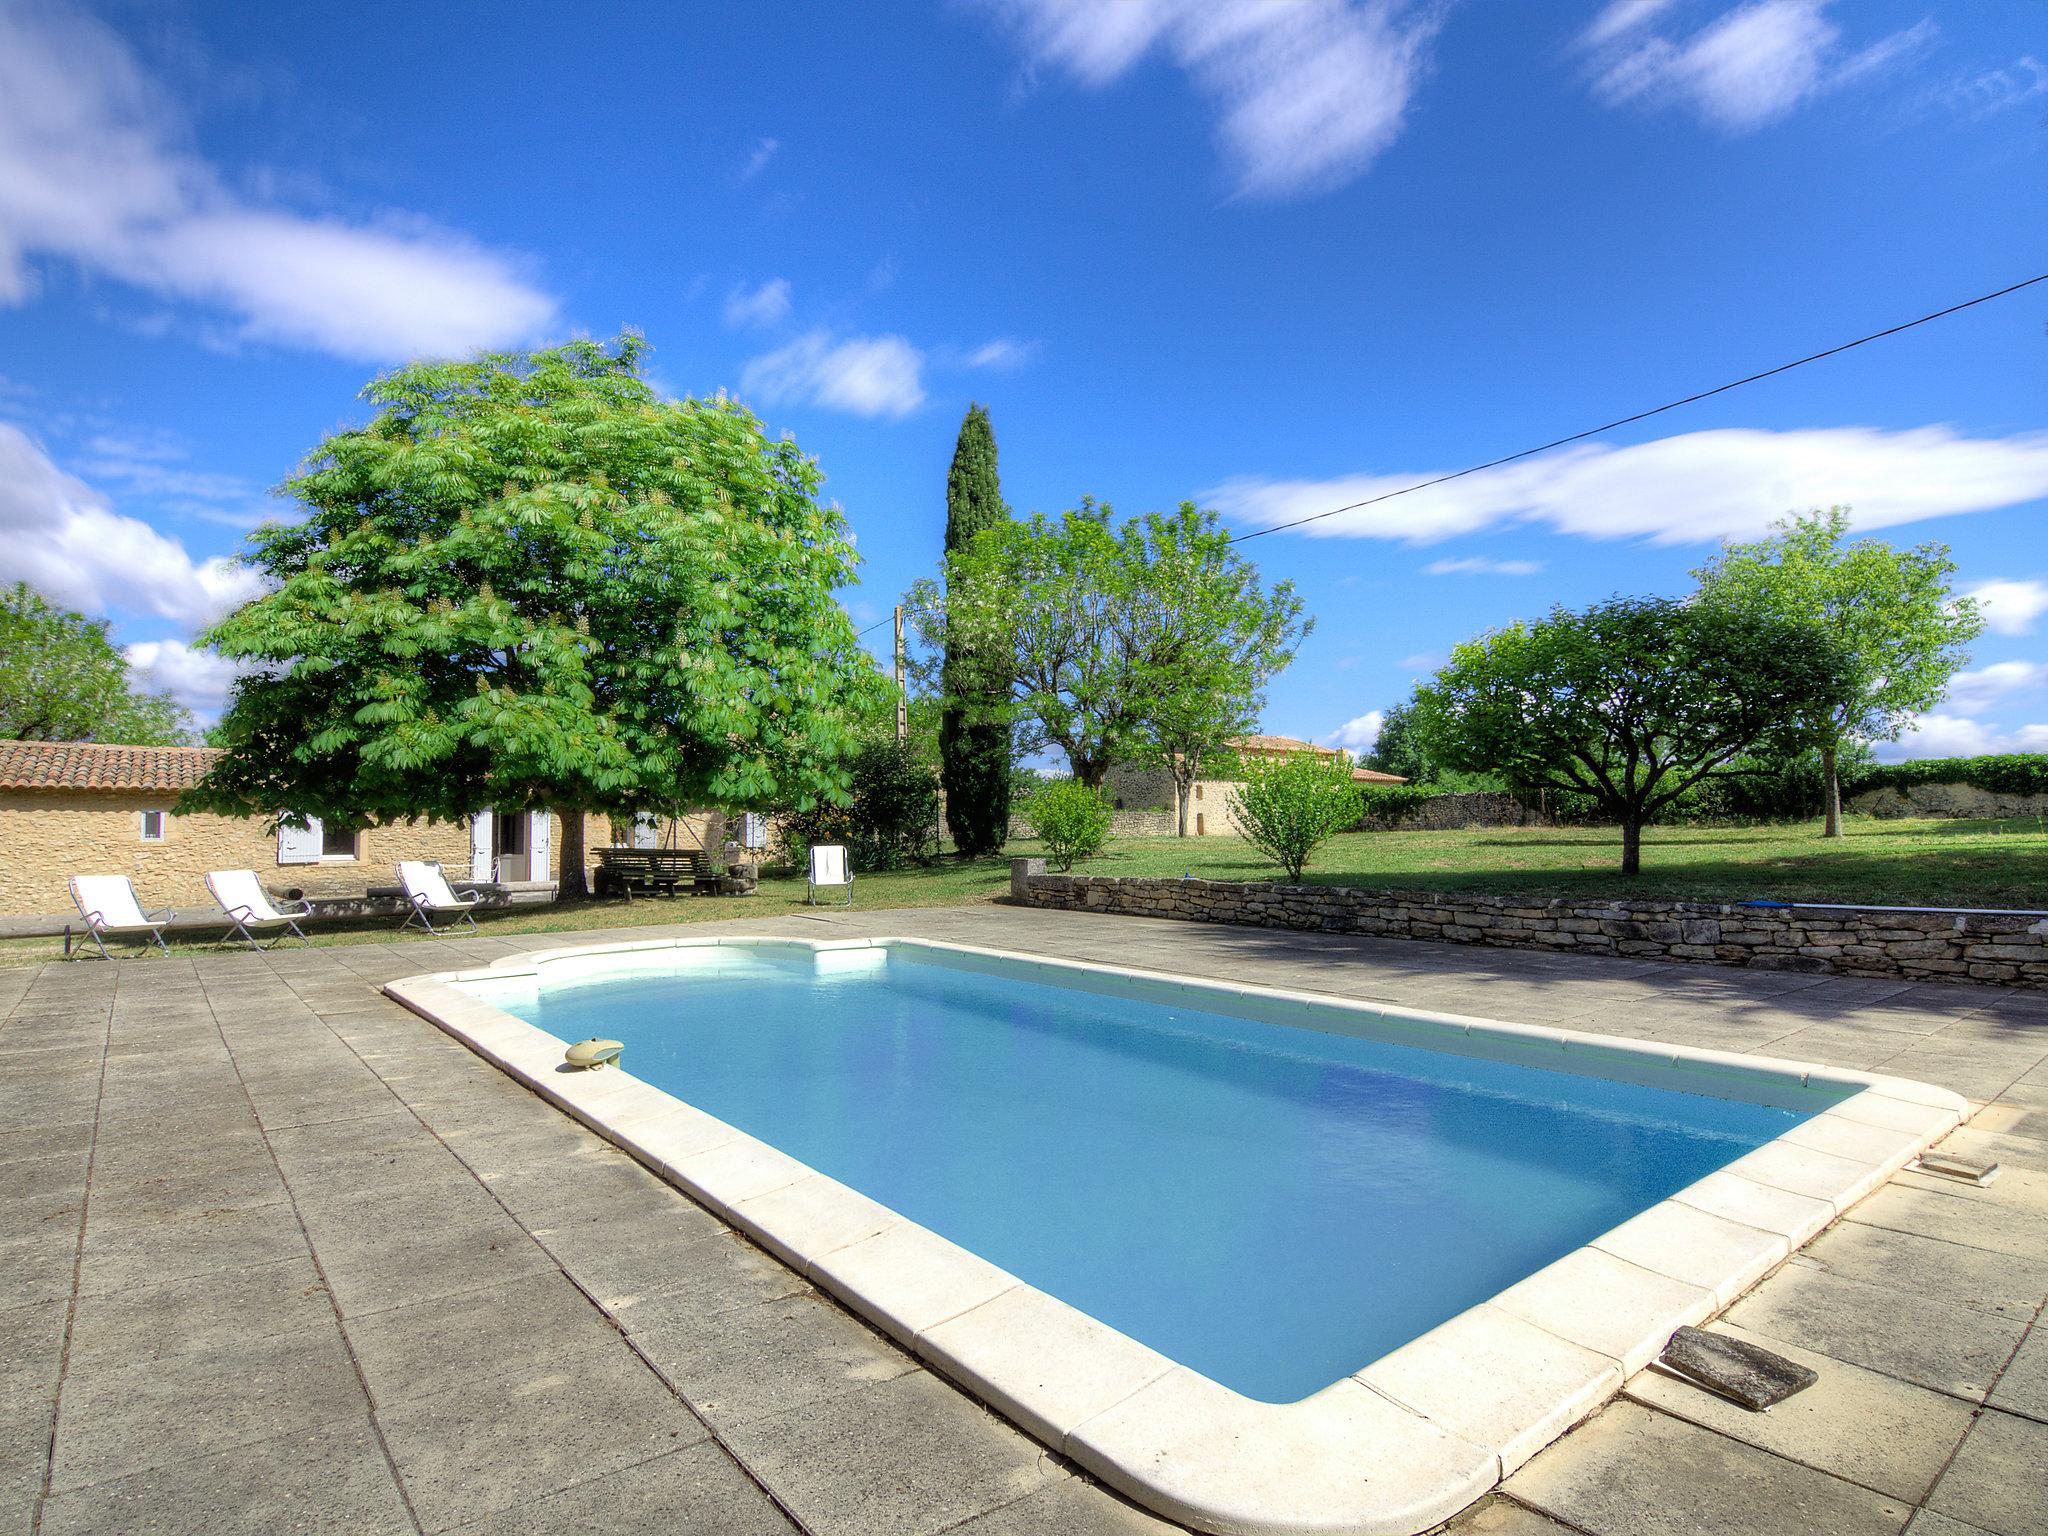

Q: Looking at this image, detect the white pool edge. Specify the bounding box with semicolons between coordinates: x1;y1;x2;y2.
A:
383;934;1968;1536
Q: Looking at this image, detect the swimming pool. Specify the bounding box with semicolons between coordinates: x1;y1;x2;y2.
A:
392;935;1966;1536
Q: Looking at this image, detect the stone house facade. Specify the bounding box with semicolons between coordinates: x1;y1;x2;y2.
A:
0;740;724;918
1103;734;1407;836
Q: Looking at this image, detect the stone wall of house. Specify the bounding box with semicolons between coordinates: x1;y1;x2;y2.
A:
1009;808;1177;840
1007;866;2048;989
0;788;472;917
1845;783;2048;821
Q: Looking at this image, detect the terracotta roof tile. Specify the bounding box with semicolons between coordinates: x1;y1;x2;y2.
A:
0;740;220;792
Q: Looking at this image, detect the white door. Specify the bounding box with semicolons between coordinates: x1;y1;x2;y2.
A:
527;811;552;883
469;811;494;882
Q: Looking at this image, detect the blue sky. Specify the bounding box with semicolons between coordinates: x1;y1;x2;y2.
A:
1;0;2043;758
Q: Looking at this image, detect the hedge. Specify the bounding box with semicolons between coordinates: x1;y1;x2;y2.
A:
1843;753;2048;799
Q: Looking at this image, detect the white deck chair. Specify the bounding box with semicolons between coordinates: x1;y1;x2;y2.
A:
397;860;482;933
807;844;853;907
68;875;173;960
206;869;313;950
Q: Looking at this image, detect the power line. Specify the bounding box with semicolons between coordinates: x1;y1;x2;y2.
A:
854;614;892;638
1228;271;2048;545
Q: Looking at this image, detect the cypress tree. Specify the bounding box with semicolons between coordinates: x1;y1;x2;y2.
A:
939;403;1013;855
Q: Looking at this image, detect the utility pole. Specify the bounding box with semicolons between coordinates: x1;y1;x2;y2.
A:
894;605;907;745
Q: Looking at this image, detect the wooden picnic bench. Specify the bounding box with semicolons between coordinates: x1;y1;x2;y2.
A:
593;846;713;899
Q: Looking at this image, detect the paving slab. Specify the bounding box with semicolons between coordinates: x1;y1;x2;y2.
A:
436;1440;795;1535
1924;1409;2048;1536
64;1255;329;1371
1804;1222;2048;1322
1626;1321;1977;1503
375;1345;711;1534
716;1367;1066;1536
1505;1399;1912;1535
1988;1320;2046;1423
36;1418;414;1536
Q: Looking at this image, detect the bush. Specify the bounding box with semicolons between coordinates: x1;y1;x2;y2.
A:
1231;752;1364;880
1022;779;1114;870
1354;783;1440;825
778;736;940;872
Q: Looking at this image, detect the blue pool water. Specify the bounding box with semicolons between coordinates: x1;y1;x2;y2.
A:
482;946;1834;1402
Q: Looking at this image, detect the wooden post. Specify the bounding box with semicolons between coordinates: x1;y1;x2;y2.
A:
894;604;907;745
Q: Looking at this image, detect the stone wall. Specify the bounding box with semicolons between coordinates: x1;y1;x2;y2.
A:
1846;783;2048;821
1008;808;1177;840
0;788;473;918
1009;867;2048;989
1359;791;1541;832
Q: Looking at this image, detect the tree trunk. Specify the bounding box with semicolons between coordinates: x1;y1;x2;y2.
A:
1821;739;1842;839
557;810;588;900
1620;815;1643;877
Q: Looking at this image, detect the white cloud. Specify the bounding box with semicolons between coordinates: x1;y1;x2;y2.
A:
740;137;780;180
0;422;260;628
1580;0;1930;132
1398;651;1443;670
74;432;287;529
965;337;1039;370
1939;55;2048;119
1423;556;1544;576
0;2;556;360
1942;660;2048;717
124;637;246;720
1966;578;2048;637
1211;426;2048;547
983;0;1442;197
739;330;926;419
723;278;793;328
1323;709;1384;754
1873;714;2048;761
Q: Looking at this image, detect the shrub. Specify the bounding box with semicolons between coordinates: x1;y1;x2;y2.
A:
1354;783;1440;826
1841;753;2048;801
1231;752;1364;881
778;736;940;872
1023;779;1114;870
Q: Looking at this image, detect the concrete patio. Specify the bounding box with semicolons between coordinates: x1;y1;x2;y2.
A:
3;904;2043;1536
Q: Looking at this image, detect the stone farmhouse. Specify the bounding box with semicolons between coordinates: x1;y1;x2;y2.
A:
0;740;718;921
1105;733;1407;836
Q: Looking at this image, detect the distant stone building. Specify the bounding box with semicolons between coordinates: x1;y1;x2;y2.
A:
1104;734;1406;836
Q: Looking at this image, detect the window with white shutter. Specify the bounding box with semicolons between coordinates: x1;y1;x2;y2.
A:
278;817;322;865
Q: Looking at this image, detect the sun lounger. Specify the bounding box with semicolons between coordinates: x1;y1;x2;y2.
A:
68;875;172;959
206;869;313;950
807;843;853;907
397;860;482;933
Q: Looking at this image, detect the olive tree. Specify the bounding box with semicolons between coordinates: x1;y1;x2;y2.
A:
1413;596;1854;875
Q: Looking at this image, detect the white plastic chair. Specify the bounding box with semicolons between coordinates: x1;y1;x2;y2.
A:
206;869;312;950
807;844;853;907
396;860;482;933
68;875;173;960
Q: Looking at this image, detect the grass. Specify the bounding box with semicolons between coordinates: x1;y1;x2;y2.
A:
5;815;2040;970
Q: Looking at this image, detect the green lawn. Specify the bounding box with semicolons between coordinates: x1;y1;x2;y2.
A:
5;815;2039;969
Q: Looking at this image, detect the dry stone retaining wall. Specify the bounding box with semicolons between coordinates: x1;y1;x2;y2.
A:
1007;865;2048;989
1845;782;2048;820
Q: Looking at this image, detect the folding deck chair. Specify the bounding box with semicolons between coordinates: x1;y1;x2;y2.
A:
807;843;854;907
68;875;173;959
397;860;483;933
206;869;313;950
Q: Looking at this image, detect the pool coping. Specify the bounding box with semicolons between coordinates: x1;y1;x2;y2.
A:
383;934;1969;1536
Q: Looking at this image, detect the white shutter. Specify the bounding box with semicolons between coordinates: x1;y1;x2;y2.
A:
278;816;321;865
469;811;494;882
741;813;767;850
632;813;659;849
528;811;552;880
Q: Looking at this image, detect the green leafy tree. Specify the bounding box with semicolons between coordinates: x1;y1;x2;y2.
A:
0;582;195;744
1230;750;1364;881
937;404;1013;856
1363;700;1430;781
1022;778;1114;870
1692;508;1982;838
183;337;883;896
1413;596;1855;875
912;500;1308;797
778;734;940;872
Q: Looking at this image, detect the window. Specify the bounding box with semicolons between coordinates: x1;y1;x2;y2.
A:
1195;784;1204;802
320;823;359;859
139;810;166;843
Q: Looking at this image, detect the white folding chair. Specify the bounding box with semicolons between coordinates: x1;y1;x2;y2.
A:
396;860;483;933
68;875;173;960
206;869;313;950
807;844;853;907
